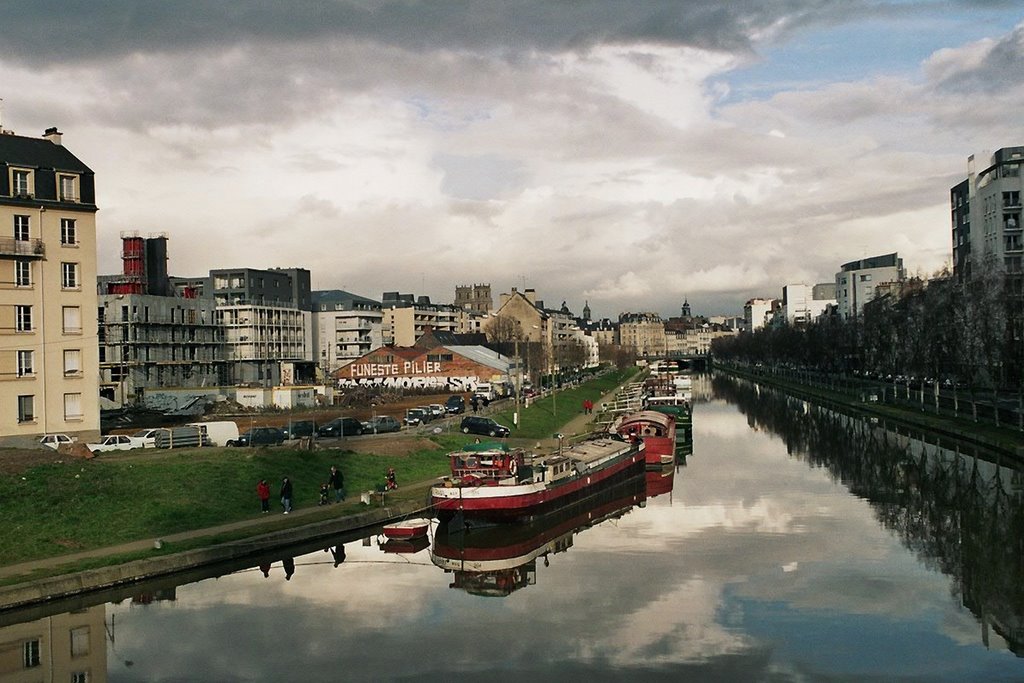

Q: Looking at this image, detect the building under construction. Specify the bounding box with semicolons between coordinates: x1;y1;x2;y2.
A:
97;233;224;407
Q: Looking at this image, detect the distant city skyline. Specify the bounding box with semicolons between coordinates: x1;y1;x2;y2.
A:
1;2;1021;319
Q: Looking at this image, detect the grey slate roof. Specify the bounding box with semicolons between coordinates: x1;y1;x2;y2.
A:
0;132;93;173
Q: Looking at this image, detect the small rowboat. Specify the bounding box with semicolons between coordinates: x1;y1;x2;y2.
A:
382;518;431;540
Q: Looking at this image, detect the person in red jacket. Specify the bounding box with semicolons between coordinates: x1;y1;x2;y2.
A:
256;479;271;513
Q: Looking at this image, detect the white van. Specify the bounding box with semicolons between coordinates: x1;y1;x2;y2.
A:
187;421;240;447
473;383;495;401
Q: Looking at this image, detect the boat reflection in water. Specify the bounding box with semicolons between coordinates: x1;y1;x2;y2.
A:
431;473;648;597
645;462;675;501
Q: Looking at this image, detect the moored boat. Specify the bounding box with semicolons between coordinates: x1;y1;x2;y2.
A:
430;437;645;524
382;518;431;540
611;410;676;468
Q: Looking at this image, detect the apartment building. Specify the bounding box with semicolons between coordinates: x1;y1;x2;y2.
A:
835;253;905;319
380;292;460;346
0;127;99;445
618;312;667;356
311;289;383;374
781;283;837;325
743;298;775;332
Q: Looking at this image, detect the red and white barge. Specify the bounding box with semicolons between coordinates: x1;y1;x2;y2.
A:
430;437;645;523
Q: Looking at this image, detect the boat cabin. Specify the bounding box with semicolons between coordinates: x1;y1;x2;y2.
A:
448;442;524;481
615;410;674;439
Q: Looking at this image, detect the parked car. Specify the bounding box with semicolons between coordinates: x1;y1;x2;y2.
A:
362;415;401;434
87;434;142;453
417;406;436;422
428;404;445;419
460;416;510;438
445;395;466;414
282;420;316;439
227;427;285;447
39;434;76;450
131;428;168;448
405;408;428;426
317;417;363;438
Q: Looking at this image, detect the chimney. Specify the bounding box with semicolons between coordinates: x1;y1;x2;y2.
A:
43;127;62;145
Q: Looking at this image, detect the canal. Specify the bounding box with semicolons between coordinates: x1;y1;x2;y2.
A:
3;374;1023;681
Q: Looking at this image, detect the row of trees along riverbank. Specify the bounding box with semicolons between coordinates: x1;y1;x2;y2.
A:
711;268;1022;391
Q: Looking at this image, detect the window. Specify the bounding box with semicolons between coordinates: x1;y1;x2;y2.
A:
72;672;90;683
15;260;31;286
14;214;29;240
61;218;78;245
63;306;82;334
16;305;32;332
70;625;90;656
59;175;78;202
64;393;83;421
12;169;31;196
860;274;872;282
17;395;34;423
64;349;82;376
17;350;34;376
62;262;80;289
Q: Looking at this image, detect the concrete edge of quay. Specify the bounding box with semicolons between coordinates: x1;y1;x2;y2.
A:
717;365;1024;460
0;498;428;618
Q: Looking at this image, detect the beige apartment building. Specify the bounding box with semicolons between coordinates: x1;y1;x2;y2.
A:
0;127;99;446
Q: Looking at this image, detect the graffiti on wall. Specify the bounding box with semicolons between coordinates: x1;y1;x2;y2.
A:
338;375;485;391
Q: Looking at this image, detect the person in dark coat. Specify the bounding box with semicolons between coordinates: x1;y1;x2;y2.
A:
280;477;293;514
329;465;345;502
256;479;271;513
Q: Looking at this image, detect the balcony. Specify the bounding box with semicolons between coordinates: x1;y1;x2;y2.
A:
0;237;45;259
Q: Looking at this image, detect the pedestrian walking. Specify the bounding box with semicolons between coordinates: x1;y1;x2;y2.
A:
385;467;398;490
329;464;345;502
280;476;293;514
256;479;271;513
318;482;330;506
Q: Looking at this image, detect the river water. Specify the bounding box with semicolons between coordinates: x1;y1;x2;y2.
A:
3;374;1023;682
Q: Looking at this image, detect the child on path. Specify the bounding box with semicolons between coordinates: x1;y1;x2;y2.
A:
385;467;398;490
318;482;330;506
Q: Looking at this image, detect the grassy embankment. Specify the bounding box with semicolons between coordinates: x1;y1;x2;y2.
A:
0;368;638;569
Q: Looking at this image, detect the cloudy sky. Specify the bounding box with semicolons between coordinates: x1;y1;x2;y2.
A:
2;1;1022;318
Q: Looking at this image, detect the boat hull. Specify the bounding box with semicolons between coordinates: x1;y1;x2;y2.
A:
382;518;430;540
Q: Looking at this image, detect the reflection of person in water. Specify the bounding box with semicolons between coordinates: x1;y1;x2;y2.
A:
259;563;271;578
283;557;295;581
330;545;346;567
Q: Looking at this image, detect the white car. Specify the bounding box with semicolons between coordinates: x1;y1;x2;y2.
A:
131;428;168;448
40;434;76;450
428;404;445;419
87;434;143;453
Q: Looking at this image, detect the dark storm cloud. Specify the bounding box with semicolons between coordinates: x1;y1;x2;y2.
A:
3;0;867;66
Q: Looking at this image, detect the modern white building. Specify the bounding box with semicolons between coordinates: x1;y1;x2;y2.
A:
782;283;836;325
743;298;775;332
834;254;905;319
951;146;1023;284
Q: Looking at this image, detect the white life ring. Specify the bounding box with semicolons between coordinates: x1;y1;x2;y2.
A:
509;459;518;476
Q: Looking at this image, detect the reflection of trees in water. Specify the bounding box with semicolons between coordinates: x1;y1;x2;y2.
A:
713;374;1024;655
